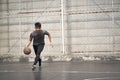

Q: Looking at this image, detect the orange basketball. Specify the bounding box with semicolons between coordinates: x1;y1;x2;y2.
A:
23;47;31;55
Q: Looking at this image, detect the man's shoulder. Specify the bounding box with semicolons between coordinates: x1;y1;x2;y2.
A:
41;30;49;35
30;31;35;35
42;30;47;32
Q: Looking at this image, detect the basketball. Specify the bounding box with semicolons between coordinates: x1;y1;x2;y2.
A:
23;47;31;55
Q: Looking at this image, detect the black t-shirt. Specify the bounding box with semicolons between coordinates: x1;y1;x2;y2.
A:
30;30;49;45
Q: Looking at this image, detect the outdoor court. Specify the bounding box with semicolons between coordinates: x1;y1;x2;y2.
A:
0;61;120;80
0;0;120;80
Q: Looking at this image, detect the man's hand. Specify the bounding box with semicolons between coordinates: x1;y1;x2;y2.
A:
50;42;53;48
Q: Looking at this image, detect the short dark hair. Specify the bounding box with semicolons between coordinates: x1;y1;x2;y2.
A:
35;22;41;28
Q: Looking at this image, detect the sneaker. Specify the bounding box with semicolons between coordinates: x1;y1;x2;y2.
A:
32;65;36;71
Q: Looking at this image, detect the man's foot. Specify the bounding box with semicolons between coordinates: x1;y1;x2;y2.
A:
32;65;36;71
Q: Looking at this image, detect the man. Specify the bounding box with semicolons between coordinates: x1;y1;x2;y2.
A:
25;22;53;70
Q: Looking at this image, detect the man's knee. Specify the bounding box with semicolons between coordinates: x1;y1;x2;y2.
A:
36;55;40;59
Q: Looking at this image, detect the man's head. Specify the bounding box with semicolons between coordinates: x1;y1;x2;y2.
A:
35;22;41;28
35;22;41;32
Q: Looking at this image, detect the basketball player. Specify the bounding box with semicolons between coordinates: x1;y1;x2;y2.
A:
25;22;53;70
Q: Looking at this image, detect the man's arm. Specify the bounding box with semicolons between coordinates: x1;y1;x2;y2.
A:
25;32;33;48
47;32;53;47
25;40;32;47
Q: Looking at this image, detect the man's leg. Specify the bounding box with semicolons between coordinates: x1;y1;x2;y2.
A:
32;45;38;70
33;45;44;66
39;58;41;66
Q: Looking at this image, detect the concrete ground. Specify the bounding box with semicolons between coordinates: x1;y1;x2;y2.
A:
0;61;120;80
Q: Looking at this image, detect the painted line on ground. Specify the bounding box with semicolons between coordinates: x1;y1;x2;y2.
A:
84;77;120;80
0;70;120;74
